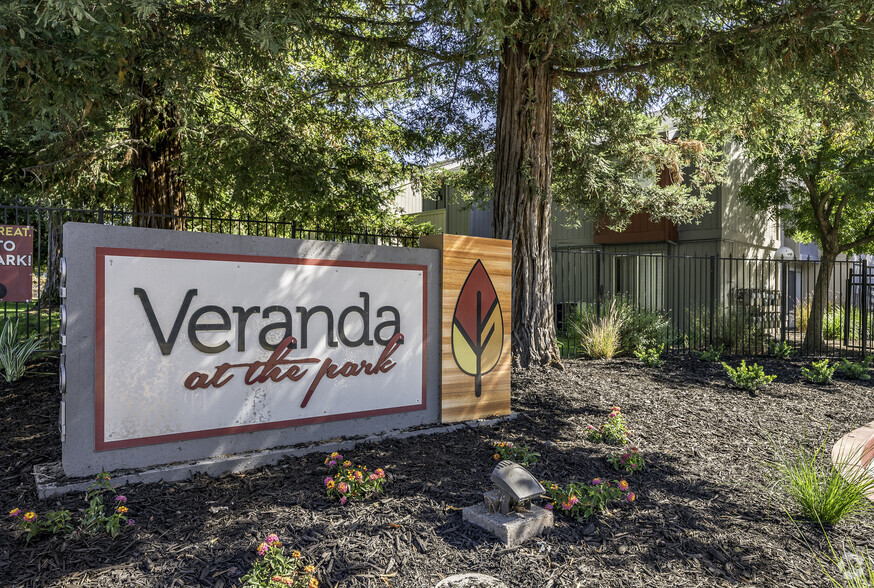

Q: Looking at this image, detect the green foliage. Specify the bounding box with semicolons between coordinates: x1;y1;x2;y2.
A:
837;357;873;381
606;446;645;474
765;436;874;527
634;344;664;367
492;441;540;466
587;406;629;445
0;318;43;382
240;536;317;587
697;345;724;362
683;306;766;353
769;340;795;359
722;360;776;394
569;297;668;358
9;472;131;542
541;478;635;521
803;359;837;385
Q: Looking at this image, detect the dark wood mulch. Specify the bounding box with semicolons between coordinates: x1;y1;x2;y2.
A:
2;355;874;587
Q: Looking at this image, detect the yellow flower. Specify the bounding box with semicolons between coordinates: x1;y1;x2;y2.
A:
308;578;319;588
493;453;501;460
116;506;128;513
23;512;36;521
342;460;352;467
292;550;301;558
304;565;315;573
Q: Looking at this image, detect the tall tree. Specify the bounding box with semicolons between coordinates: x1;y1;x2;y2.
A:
738;78;874;352
308;1;874;366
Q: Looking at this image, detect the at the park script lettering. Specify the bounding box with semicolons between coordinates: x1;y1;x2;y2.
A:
182;334;403;408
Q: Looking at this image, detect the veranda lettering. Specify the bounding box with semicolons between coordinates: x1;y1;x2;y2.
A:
133;288;402;355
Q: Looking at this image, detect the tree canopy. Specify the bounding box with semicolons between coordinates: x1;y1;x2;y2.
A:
0;0;423;232
3;1;874;364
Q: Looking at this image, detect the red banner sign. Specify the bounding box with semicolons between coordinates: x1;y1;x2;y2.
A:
0;225;34;302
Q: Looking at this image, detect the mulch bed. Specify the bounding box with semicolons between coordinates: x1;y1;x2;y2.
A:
2;355;874;587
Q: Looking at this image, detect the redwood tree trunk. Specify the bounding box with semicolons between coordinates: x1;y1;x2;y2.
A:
803;250;837;354
493;34;559;367
131;80;186;230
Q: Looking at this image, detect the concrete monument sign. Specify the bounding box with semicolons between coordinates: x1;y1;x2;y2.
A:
61;223;440;477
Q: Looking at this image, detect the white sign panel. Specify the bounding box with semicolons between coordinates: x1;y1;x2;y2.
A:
96;248;427;450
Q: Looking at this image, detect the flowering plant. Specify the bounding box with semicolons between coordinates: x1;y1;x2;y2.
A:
80;472;133;537
9;472;133;542
586;406;629;445
323;452;386;504
606;446;645;473
541;478;636;521
9;508;73;542
240;535;318;587
492;441;540;466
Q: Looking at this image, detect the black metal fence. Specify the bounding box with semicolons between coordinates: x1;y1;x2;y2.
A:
553;247;874;359
0;205;422;351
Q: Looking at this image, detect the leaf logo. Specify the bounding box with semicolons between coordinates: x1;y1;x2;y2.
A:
451;260;503;397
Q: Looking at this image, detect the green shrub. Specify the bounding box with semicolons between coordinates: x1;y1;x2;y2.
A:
697;344;724;362
769;340;795;359
765;435;874;526
722;360;776;393
567;297;668;357
837;357;873;380
684;305;766;354
0;318;43;382
634;344;664;367
803;359;837;384
574;301;624;359
797;301;874;342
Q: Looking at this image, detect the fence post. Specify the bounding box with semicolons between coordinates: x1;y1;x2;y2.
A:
97;208;104;224
709;255;716;348
845;268;853;347
781;261;789;344
595;250;602;318
862;259;869;357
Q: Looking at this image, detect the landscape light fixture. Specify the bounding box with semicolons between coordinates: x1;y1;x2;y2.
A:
488;460;545;515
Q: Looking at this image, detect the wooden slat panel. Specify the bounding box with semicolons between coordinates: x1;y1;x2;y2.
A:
421;234;512;422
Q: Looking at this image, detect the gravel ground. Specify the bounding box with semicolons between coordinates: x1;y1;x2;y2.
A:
2;355;874;587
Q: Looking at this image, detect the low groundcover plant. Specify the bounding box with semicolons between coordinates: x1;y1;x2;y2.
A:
803;359;837;384
634;344;664;367
587;406;629;445
241;534;319;587
324;452;386;504
541;478;636;521
606;446;645;473
837;357;873;381
492;441;540;465
722;360;776;393
9;472;133;542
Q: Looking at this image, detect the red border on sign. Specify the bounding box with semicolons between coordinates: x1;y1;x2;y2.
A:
95;247;429;451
